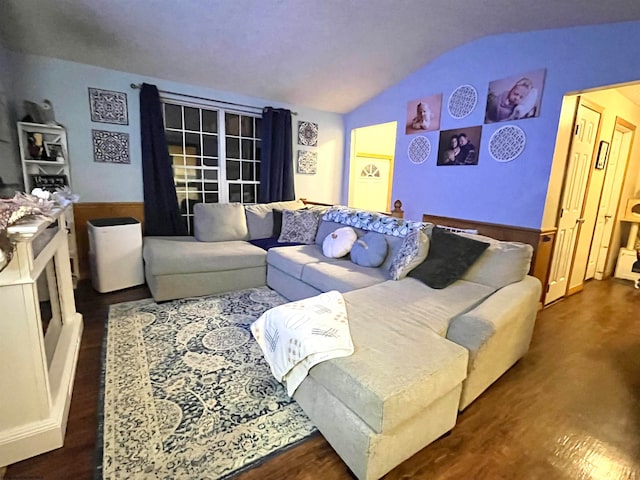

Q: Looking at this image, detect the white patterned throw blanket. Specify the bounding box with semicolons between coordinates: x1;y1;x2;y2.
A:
251;290;354;396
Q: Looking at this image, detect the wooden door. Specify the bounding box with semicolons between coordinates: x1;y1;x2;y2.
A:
350;154;392;212
546;103;601;304
586;124;633;279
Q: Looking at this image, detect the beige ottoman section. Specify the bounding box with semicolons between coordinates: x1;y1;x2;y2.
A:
293;295;469;480
143;236;267;301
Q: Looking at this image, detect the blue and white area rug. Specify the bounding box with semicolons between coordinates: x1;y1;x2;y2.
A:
96;287;317;479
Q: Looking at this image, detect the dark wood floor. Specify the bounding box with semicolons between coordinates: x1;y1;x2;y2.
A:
5;278;640;480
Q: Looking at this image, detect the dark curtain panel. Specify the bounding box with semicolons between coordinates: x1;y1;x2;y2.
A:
258;107;295;203
140;83;186;236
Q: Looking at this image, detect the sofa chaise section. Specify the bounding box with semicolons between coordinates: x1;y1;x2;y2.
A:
293;290;470;480
143;236;267;301
142;200;306;301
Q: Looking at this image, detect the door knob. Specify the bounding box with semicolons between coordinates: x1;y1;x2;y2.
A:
576;218;586;224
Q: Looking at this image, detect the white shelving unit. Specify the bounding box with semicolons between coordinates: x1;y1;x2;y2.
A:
614;198;640;287
0;207;83;467
17;122;79;286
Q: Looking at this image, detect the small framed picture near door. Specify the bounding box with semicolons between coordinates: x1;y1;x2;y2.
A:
595;140;609;169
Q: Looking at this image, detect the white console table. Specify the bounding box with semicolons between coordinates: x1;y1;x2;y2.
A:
0;207;83;467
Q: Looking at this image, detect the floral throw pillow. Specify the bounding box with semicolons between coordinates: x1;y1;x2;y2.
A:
388;230;430;280
278;209;321;244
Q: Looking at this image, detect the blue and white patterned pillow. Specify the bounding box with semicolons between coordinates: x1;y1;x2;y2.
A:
322;206;427;237
278;209;321;244
388;230;430;280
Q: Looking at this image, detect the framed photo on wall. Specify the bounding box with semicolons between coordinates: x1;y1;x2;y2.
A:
484;69;546;124
437;126;482;166
595;140;609;169
405;93;442;134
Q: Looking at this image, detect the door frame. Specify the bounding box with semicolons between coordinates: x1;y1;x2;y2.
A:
546;97;604;304
349;152;394;212
592;117;636;278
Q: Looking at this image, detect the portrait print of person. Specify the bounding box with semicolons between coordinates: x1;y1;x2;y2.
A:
405;93;442;134
484;69;546;124
437;126;482;166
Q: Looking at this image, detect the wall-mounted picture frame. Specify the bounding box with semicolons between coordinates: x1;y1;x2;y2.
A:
437;126;482;166
43;141;65;162
485;68;546;124
88;87;129;125
595;140;609;169
92;129;130;164
405;93;442;134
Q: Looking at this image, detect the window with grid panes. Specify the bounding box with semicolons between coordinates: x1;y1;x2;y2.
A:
163;101;261;233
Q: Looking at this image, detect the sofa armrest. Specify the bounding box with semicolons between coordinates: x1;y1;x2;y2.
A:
446;275;541;409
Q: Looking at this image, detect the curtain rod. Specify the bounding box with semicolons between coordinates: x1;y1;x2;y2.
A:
129;83;298;115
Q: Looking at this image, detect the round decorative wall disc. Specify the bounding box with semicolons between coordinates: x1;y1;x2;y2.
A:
448;84;478;119
408;135;431;164
489;125;526;162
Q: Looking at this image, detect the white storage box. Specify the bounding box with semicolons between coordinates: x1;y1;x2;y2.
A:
88;217;144;293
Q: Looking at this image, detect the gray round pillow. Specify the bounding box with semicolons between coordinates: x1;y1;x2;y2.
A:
350;232;388;267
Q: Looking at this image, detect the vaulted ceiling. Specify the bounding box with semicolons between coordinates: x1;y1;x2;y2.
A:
2;0;640;113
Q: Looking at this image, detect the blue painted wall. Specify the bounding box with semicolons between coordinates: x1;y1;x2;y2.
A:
344;21;640;228
10;54;344;203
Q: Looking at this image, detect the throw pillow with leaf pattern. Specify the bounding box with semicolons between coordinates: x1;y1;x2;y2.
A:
278;209;321;244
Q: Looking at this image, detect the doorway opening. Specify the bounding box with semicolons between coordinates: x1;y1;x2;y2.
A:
348;122;397;213
544;83;640;305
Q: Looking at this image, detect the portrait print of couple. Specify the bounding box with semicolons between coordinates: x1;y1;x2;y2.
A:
405;93;442;134
437;126;482;166
485;68;546;124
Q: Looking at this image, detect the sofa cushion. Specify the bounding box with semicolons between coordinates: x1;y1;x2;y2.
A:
305;279;490;433
267;244;337;280
459;234;533;289
388;230;430;280
278;209;321;244
409;227;489;289
342;278;495;337
350;232;388;268
143;237;265;275
301;260;388;293
244;200;305;240
322;226;358;258
193;203;249;242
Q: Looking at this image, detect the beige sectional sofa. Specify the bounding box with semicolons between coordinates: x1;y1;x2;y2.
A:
142;201;541;480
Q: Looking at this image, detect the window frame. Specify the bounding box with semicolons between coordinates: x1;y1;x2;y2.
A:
161;95;262;233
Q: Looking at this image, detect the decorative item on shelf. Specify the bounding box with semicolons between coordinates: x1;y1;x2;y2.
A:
489;125;526;162
297;150;317;174
448;85;478;119
23;99;58;125
297;121;318;146
595;140;609;169
88;87;129;125
0;192;57;272
43;141;65;162
407;135;431;164
92;129;130;164
27;131;44;159
30;174;68;192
